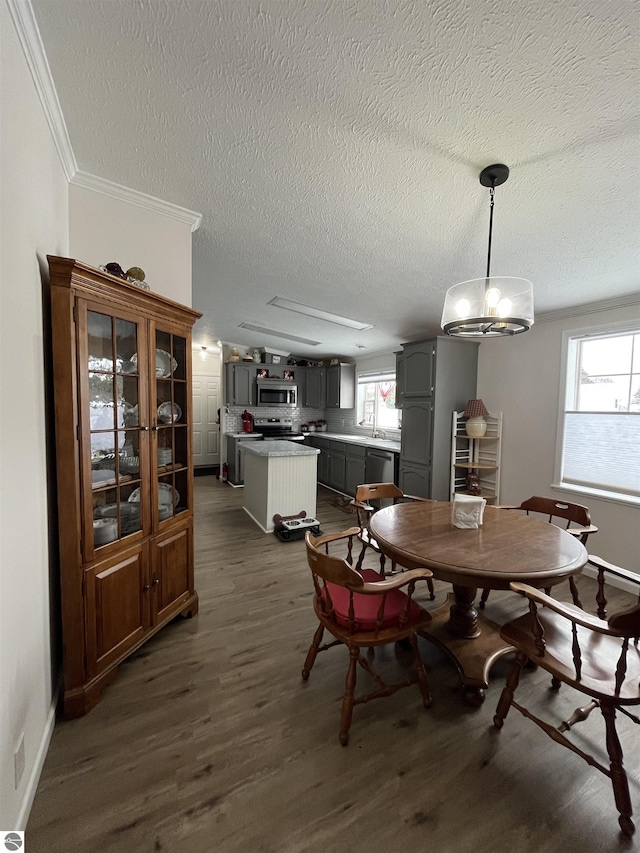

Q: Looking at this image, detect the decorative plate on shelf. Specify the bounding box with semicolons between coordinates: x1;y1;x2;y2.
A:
128;482;179;507
131;349;177;379
157;401;182;423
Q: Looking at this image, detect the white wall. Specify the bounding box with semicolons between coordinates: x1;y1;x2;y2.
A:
478;305;640;570
0;2;69;827
69;184;193;306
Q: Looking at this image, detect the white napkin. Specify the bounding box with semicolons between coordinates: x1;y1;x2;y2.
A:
452;494;487;529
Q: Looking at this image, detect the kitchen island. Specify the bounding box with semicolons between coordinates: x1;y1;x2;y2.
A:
242;440;320;533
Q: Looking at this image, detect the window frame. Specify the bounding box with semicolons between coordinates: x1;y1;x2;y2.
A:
553;319;640;507
355;370;400;433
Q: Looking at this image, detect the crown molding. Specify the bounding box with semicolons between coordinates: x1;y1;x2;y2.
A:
7;0;77;181
8;0;203;232
535;293;640;325
71;172;203;232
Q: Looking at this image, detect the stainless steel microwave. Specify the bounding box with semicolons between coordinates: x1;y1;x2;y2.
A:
256;381;298;407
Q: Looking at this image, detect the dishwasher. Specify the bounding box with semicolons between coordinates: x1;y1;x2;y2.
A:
365;448;397;489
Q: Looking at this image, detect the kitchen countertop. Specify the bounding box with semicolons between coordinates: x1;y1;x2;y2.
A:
241;440;320;457
307;432;401;452
225;432;262;438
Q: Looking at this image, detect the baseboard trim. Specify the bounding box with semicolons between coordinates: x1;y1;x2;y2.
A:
18;680;60;830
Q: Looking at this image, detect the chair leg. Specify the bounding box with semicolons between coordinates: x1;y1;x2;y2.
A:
339;647;359;746
479;588;490;609
427;577;435;600
302;623;324;680
408;633;432;708
601;701;635;837
494;651;527;729
379;552;386;578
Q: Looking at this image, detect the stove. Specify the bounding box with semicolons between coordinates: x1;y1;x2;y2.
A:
253;417;306;441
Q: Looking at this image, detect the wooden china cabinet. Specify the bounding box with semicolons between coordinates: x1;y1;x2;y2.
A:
48;256;202;718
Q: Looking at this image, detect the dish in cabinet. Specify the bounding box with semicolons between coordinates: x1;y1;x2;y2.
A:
131;348;177;378
157;401;182;423
128;482;179;507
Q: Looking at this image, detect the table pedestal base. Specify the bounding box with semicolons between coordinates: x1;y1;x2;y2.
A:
419;593;515;707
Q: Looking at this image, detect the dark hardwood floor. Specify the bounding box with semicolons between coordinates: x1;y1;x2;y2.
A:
27;477;639;852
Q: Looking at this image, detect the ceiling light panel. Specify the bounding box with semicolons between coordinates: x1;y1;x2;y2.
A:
238;323;321;346
268;297;373;331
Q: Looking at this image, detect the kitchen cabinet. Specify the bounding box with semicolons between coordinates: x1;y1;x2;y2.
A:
48;256;201;718
327;441;347;492
397;337;478;500
225;362;256;406
397;340;435;401
394;350;405;408
304;367;326;408
226;433;263;485
345;444;366;495
312;436;330;484
326;363;355;408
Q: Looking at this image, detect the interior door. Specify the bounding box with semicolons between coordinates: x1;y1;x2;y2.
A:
192;374;220;467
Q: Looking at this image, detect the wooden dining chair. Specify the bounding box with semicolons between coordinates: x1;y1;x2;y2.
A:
302;527;434;745
493;555;640;838
350;483;436;599
479;495;598;609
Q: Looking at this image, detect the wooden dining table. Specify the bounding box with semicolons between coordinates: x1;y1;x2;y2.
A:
368;500;588;706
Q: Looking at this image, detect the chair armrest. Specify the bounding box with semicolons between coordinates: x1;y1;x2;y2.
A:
567;524;598;538
509;582;615;635
310;527;361;548
350;499;374;513
587;555;640;587
356;568;433;594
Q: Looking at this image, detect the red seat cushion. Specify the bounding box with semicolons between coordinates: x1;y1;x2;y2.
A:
323;568;424;631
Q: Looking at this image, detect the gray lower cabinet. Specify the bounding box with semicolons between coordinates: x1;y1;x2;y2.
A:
398;462;431;497
327;441;347;492
345;444;366;495
397;337;478;500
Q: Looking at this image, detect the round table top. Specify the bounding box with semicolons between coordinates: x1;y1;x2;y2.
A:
368;500;588;589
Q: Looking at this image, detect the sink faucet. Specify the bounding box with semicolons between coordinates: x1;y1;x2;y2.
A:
370;414;386;439
359;414;386;439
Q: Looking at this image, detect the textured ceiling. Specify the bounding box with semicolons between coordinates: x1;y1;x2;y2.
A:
32;0;639;357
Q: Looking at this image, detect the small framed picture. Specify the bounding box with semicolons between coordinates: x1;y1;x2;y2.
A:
257;368;269;379
283;370;294;380
271;355;281;364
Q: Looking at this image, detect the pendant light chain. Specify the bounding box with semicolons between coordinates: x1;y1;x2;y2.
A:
486;184;495;280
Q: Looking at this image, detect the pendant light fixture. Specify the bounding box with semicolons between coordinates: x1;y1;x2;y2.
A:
441;164;534;337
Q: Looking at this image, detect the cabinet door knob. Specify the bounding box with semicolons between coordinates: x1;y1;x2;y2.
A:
141;425;149;432
142;583;150;591
152;577;160;586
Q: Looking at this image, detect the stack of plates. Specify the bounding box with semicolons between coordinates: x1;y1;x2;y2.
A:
158;449;172;465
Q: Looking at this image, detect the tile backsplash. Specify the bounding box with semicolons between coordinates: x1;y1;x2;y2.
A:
223;405;324;433
223;404;401;441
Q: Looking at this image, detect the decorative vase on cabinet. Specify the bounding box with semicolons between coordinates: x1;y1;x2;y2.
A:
48;256;202;718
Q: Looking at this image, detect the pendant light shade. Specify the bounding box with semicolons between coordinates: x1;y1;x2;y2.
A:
441;164;534;338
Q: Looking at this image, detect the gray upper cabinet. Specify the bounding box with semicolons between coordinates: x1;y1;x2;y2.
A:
224;363;255;406
394;350;405;408
325;363;355;409
398;337;478;500
304;367;326;408
401;341;435;399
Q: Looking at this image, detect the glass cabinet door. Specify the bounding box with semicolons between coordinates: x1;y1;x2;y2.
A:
82;306;149;554
152;325;189;523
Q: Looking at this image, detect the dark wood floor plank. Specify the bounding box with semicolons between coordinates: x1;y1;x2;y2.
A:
26;477;638;852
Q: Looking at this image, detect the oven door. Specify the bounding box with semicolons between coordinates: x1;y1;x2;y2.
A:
256;383;297;407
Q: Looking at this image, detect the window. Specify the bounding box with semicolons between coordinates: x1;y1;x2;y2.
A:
555;324;640;503
357;372;400;430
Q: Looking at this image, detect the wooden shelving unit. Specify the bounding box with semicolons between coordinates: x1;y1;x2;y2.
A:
450;410;502;503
